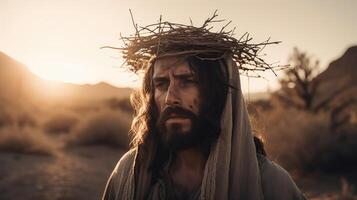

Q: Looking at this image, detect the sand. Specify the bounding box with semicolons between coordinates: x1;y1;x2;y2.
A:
0;146;125;200
0;146;356;200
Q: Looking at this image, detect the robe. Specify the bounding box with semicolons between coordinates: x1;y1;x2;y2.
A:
102;150;306;200
102;54;307;200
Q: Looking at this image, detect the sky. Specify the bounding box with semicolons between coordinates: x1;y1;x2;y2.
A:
1;0;356;93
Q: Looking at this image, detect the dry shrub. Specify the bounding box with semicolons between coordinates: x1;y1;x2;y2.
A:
0;107;38;128
65;100;102;114
16;111;37;127
67;109;131;149
0;108;14;127
0;126;56;156
311;178;357;200
339;178;357;200
43;111;79;134
104;97;133;114
255;106;345;172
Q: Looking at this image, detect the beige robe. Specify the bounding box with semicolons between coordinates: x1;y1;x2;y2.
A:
103;150;306;200
102;55;307;200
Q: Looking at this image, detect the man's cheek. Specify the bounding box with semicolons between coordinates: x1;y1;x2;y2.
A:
154;93;165;112
188;98;200;112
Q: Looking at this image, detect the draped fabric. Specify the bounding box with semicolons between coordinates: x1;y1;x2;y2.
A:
198;54;263;200
102;55;306;200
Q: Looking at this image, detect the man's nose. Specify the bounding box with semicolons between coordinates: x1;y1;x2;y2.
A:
165;82;181;106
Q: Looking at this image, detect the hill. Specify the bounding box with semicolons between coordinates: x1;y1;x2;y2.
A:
313;46;357;110
0;51;133;105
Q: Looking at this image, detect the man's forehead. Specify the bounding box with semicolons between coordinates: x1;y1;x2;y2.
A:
153;56;195;77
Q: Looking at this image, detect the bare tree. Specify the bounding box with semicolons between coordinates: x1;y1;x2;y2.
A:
330;98;357;131
277;47;320;110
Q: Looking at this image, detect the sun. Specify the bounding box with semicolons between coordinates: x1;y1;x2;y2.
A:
28;61;90;84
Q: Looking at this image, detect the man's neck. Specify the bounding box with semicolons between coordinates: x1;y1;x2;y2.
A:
169;148;207;192
173;148;206;170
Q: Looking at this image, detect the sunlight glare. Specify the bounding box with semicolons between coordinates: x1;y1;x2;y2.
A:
29;61;91;84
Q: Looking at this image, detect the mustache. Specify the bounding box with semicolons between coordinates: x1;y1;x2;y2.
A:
158;106;197;123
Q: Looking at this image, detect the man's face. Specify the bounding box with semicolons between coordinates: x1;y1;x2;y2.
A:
153;56;202;148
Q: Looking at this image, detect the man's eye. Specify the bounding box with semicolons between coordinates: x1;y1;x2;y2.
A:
155;81;168;90
182;79;197;86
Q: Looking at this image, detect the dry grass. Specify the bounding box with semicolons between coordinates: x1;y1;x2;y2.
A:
16;111;38;128
310;178;357;200
273;109;332;170
0;105;38;128
104;97;133;113
0;107;14;127
0;126;56;156
43;111;79;134
66;109;132;149
339;178;357;200
251;101;357;173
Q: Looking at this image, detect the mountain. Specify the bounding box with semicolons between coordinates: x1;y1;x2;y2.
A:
312;46;357;109
316;46;357;83
0;52;40;102
0;51;133;105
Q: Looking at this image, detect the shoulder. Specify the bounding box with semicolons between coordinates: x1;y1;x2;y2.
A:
112;148;137;175
102;148;137;200
257;154;307;200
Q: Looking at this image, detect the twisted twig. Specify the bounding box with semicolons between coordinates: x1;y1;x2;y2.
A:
102;10;282;76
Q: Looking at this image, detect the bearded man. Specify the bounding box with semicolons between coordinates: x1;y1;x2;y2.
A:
102;13;306;200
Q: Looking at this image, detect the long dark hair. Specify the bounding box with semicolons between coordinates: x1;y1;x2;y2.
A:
129;55;266;179
130;55;229;149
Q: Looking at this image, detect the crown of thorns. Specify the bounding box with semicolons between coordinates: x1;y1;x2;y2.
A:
102;10;281;76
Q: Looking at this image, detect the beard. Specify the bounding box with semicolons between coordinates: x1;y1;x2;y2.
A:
156;106;217;152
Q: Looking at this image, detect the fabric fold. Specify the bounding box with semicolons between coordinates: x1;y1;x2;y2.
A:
102;54;305;200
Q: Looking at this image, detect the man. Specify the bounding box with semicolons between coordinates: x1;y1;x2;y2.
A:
102;14;306;200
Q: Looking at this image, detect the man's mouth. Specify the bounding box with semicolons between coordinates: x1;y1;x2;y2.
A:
157;106;197;127
167;113;189;119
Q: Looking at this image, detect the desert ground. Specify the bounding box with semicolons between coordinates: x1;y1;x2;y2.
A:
0;145;356;200
0;146;124;200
